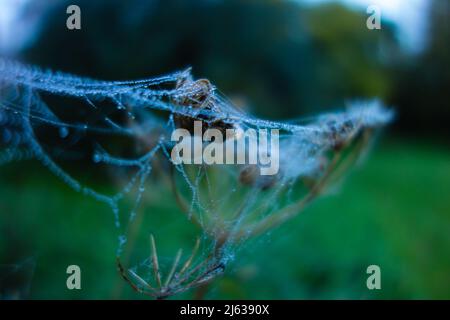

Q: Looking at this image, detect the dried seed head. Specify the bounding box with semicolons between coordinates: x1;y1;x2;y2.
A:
175;78;214;109
239;164;280;190
173;78;237;137
324;118;358;151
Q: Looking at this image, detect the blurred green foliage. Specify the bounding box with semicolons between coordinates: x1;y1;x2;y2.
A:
1;0;449;299
1;138;449;299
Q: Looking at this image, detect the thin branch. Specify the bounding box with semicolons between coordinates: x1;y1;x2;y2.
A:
179;237;200;275
150;234;162;288
165;248;183;287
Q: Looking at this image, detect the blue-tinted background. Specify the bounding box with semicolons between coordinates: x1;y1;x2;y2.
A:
0;0;449;299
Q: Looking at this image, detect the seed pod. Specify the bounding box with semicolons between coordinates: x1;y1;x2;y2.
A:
239;164;279;190
327;119;356;151
172;78;235;136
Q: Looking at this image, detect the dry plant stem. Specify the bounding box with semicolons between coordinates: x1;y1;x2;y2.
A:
117;235;215;299
177;257;211;285
150;234;163;288
240;132;370;239
231;157;338;240
329;129;372;183
170;165;227;242
170;164;203;229
185;130;371;251
117;258;156;297
179;237;201;275
111;206;146;298
183;261;224;289
188;132;366;255
165;249;183;287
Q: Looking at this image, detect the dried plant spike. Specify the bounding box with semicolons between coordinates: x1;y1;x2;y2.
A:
128;269;153;290
179;237;201;275
117;258;153;296
164;248;183;287
150;234;162;288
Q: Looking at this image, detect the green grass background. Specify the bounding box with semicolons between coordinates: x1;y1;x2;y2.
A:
0;136;449;299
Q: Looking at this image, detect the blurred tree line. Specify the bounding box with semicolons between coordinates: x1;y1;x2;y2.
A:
22;0;449;137
389;0;450;138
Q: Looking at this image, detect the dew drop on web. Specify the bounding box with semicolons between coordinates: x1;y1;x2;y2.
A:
59;127;69;138
92;153;102;163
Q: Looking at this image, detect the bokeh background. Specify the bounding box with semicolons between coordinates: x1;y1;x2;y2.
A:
0;0;449;299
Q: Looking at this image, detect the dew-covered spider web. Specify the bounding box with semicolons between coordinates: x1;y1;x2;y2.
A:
0;58;393;298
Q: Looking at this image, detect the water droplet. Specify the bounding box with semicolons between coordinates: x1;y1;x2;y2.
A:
92;153;102;163
59;127;69;138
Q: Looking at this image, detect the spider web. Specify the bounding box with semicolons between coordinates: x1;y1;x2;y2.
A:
0;59;393;298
